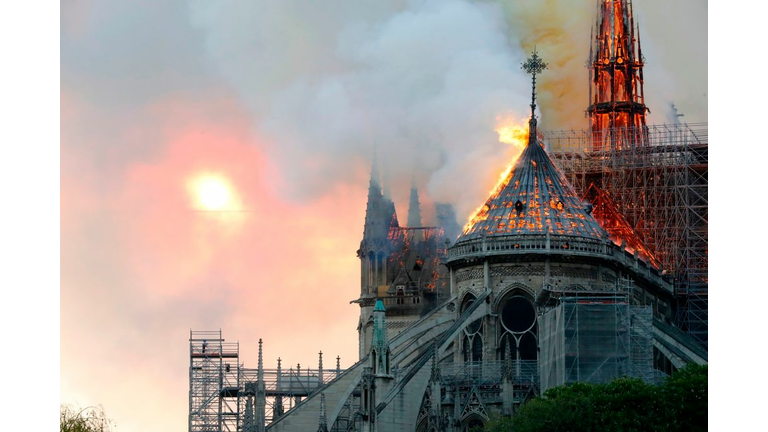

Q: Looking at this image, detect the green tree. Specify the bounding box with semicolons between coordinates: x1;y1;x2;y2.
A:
480;363;707;432
60;404;115;432
661;363;708;431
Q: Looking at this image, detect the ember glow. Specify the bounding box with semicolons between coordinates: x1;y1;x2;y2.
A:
463;117;529;233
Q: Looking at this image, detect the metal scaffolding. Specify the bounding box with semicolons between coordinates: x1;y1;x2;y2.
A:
545;122;708;346
241;361;343;425
538;278;657;392
189;331;347;432
189;330;240;432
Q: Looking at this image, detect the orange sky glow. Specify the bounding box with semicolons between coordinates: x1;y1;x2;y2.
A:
61;94;368;430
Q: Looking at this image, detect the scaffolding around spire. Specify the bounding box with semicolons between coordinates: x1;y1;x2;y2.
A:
587;0;649;150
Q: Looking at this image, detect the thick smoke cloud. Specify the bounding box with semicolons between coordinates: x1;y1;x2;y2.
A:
191;0;530;220
498;0;707;130
190;0;706;224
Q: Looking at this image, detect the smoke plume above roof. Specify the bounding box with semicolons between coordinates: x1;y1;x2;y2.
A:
190;0;706;221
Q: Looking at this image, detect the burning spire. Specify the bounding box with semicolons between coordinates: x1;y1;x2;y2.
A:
588;0;648;150
460;49;607;241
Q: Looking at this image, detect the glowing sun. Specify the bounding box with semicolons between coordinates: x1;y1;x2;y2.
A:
190;174;233;211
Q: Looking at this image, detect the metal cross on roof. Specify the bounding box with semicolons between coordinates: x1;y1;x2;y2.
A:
522;48;548;118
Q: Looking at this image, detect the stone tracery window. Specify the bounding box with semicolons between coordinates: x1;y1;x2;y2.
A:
461;293;483;363
498;292;538;362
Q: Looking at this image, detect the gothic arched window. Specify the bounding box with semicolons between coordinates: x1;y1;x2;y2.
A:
497;292;538;368
461;293;484;363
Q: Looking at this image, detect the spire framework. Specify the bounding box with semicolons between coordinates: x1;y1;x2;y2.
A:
588;0;648;150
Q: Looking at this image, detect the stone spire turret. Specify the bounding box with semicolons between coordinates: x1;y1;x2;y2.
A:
255;339;266;432
318;351;324;388
407;179;423;228
359;148;398;298
257;338;264;382
407;177;424;244
362;150;386;244
371;299;391;377
243;384;256;432
274;357;283;418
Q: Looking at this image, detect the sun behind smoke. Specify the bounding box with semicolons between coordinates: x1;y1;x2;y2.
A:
188;174;234;211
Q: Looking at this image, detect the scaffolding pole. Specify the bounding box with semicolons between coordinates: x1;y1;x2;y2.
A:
189;330;240;432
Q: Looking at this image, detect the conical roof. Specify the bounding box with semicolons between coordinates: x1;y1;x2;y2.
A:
458;120;607;243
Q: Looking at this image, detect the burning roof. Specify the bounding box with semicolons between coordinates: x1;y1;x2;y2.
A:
583;183;661;269
458;120;607;243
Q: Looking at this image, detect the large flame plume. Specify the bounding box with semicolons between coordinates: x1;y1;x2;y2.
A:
463;116;529;233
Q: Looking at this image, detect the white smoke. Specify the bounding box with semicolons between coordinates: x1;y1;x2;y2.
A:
189;0;707;222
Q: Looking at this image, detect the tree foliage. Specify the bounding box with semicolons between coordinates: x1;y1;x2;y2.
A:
60;404;115;432
480;363;707;432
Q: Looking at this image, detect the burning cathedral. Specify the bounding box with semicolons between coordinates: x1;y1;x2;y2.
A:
188;1;708;431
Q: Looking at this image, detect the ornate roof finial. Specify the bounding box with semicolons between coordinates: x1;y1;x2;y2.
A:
521;47;548;120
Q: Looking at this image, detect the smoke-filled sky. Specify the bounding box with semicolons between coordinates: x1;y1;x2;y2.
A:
61;1;706;430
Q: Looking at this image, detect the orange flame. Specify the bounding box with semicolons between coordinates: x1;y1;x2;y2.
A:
463;116;529;233
495;116;529;148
